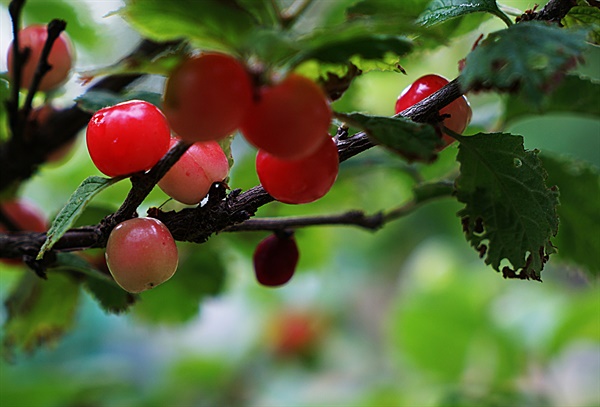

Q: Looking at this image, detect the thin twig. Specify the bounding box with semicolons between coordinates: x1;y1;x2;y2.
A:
224;210;385;232
21;19;67;125
108;140;192;226
7;0;27;137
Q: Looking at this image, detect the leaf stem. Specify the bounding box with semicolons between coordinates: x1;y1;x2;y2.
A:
494;9;514;27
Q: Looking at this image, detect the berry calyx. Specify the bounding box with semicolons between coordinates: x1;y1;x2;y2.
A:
86;100;171;177
241;74;332;160
7;24;73;92
158;138;229;205
105;217;178;293
253;232;299;287
256;137;339;204
163;53;253;142
395;74;472;147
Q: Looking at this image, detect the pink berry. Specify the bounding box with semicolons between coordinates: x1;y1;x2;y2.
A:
158;138;229;205
105;218;178;293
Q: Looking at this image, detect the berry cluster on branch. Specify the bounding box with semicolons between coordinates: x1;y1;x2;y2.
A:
0;0;580;283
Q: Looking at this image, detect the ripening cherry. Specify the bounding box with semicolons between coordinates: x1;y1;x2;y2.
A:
105;217;178;293
0;199;48;265
240;74;332;160
7;24;73;92
395;74;472;147
158;138;229;205
163;53;253;142
86;100;171;177
253;233;299;287
256;137;339;204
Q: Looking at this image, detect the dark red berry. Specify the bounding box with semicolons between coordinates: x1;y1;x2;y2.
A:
253;233;299;287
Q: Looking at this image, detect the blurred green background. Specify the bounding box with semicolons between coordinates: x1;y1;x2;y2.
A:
1;1;599;406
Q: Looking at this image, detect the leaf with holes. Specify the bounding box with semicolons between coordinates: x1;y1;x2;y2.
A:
460;22;588;108
455;133;559;280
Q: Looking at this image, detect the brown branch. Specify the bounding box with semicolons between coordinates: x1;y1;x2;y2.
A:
517;0;578;23
533;0;577;22
224;210;385;232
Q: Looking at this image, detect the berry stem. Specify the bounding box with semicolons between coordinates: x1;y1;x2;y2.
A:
107;140;192;228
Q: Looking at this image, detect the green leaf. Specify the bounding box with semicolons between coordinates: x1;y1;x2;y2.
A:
541;153;600;274
336;112;443;162
502;75;600;124
75;90;163;114
455;133;559;280
460;22;589;108
2;273;80;357
234;0;278;26
49;253;138;314
121;0;255;53
78;41;189;80
564;5;600;45
13;0;101;48
418;0;512;27
347;0;430;21
37;176;122;260
295;34;413;68
132;242;226;324
84;278;138;314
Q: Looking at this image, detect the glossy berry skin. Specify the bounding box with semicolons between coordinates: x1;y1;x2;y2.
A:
86;100;171;177
256;137;338;204
0;200;48;265
241;74;332;160
253;233;299;287
395;74;472;147
7;25;73;91
158;138;229;205
163;53;253;142
105;218;178;293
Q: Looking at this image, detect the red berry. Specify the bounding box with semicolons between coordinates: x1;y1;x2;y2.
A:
253;233;299;287
241;74;332;160
269;311;321;357
105;217;178;293
158;138;229;205
395;74;472;147
0;199;48;265
0;199;47;233
7;24;73;92
163;53;253;142
86;100;171;177
256;137;339;204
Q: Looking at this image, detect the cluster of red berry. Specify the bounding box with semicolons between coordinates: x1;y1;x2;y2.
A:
3;26;472;292
83;52;341;291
